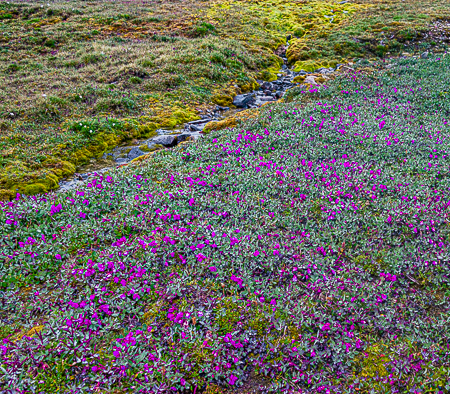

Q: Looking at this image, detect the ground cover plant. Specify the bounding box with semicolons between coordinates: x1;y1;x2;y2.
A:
1;0;450;198
1;53;450;392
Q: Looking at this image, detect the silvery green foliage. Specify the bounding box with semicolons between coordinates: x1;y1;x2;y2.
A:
1;55;450;393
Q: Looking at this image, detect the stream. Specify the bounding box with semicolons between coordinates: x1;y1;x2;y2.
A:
58;42;339;193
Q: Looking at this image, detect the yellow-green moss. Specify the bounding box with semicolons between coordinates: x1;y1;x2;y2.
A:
256;70;277;82
130;144;164;164
22;183;47;195
0;189;14;201
172;109;200;124
150;108;199;130
315;76;326;84
293;60;323;73
61;161;76;177
203;117;237;133
293;75;306;84
212;94;234;107
137;123;158;138
286;40;310;64
238;77;260;93
139;143;164;153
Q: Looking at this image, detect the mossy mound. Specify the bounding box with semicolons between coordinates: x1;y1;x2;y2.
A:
137;123;158;138
237;77;260;93
0;189;14;201
22;183;47;196
293;75;306;84
256;70;277;82
203;117;237;133
212;94;234;107
293;59;323;73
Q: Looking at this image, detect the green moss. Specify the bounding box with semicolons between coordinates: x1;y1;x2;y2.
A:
150;144;163;152
139;144;152;153
293;75;306;84
23;183;47;195
137;123;158;138
172;109;200;124
61;161;76;177
212;93;234;107
293;60;323;73
0;189;14;201
203;118;237;133
256;70;277;82
238;77;260;93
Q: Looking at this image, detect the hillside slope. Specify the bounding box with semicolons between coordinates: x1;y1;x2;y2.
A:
0;0;449;197
1;54;450;392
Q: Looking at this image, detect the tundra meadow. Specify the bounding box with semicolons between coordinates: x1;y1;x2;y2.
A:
1;0;450;393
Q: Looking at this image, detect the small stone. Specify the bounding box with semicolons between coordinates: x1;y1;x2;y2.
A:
152;134;177;147
261;82;273;90
216;105;230;111
189;123;206;132
233;94;254;108
420;51;429;59
304;76;317;84
127;147;146;160
115;158;128;164
187;119;211;125
260;96;274;102
177;134;191;143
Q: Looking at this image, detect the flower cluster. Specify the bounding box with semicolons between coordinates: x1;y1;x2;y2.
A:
1;55;450;393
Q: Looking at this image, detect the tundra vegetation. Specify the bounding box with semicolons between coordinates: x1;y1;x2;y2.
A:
0;0;449;197
1;0;450;393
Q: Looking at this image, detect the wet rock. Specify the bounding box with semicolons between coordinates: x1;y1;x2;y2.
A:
260;96;274;102
317;67;334;74
275;91;283;99
187;118;211;125
233;94;254;108
115;158;128;164
177;134;192;143
152;134;177;147
216;105;230;111
155;129;172;135
304;76;317;84
189;123;206;132
128;147;146;160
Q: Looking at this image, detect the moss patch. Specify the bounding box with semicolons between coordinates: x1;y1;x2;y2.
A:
203;117;237;133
